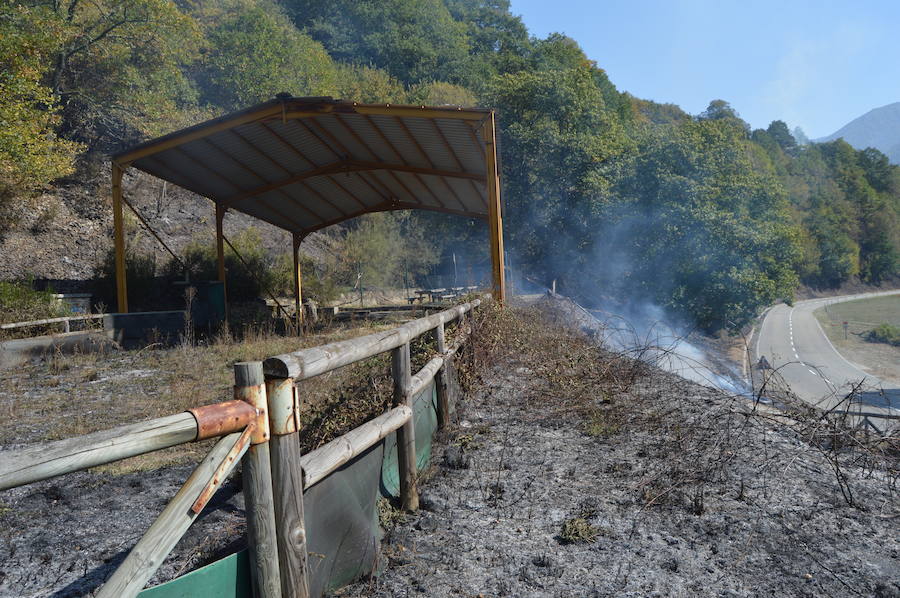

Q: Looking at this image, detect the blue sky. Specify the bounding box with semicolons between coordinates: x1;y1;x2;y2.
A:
509;0;900;138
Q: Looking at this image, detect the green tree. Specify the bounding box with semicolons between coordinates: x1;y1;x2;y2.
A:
197;0;338;111
287;0;470;84
31;0;201;149
334;64;407;104
340;212;438;291
766;120;796;153
483;66;631;282
0;3;81;229
443;0;532;85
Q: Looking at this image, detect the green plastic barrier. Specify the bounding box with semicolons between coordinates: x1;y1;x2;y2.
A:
137;549;250;598
136;379;443;598
381;381;439;497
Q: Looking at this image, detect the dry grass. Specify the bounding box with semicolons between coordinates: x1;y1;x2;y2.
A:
0;320;401;470
814;296;900;383
463;298;899;515
457;300;643;439
0;311;462;473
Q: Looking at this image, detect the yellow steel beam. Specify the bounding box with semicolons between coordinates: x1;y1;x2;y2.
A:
112;162;128;313
115;100;488;167
114;105;284;165
292;232;304;329
285;105;487;122
483;113;506;303
215;203;228;321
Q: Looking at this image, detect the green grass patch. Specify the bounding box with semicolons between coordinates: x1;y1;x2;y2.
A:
559;517;599;544
816;295;900;327
814;295;900;344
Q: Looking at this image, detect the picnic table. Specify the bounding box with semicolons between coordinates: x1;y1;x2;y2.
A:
407;286;481;304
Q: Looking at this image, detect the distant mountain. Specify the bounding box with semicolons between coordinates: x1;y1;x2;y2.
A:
818;102;900;163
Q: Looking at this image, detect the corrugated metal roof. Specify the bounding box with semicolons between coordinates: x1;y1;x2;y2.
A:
114;96;494;235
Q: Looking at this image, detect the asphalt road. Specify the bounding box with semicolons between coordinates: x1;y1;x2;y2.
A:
753;291;900;423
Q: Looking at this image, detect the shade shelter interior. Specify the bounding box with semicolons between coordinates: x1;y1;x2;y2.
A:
110;96;506;320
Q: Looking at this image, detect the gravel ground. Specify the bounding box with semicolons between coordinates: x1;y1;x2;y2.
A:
338;340;900;597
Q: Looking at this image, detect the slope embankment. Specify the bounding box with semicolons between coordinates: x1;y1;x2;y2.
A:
340;298;899;598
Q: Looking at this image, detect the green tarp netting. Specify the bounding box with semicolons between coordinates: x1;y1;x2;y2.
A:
139;379;447;598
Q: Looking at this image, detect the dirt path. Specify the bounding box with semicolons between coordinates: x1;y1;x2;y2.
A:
339;352;900;597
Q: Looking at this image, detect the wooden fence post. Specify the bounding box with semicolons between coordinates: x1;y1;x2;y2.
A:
265;376;310;598
235;361;282;598
392;342;418;511
434;322;450;429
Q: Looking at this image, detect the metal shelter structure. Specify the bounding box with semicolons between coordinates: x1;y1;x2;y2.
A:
110;96;506;320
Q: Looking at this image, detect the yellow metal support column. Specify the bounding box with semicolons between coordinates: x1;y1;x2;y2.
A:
112;162;128;313
483;112;506;302
292;232;304;329
216;203;229;321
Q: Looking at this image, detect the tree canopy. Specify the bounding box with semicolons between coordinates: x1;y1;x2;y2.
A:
1;0;898;330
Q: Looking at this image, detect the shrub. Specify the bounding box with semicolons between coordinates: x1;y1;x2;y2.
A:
96;249;161;311
163;228;276;303
866;323;900;347
271;253;341;305
559;517;599;544
0;280;68;337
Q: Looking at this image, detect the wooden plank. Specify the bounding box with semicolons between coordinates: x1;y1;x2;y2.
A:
434;323;450;429
392;343;418;511
235;362;282;598
266;377;310;598
0;313;105;330
409;356;444;399
0;413;198;491
96;431;249;598
265;299;483;380
299;405;412;489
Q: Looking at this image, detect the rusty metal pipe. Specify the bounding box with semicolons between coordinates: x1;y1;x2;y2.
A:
188;400;258;441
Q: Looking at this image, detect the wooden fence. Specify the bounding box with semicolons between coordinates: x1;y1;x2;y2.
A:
0;312;106;333
0;296;484;598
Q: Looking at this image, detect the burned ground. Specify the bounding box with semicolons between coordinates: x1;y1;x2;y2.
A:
338;302;900;598
1;302;898;597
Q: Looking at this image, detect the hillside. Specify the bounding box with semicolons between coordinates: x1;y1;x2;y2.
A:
1;0;899;331
818;101;900;163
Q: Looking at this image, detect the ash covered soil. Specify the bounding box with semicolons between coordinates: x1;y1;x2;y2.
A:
1;302;899;597
339;304;900;598
0;465;247;597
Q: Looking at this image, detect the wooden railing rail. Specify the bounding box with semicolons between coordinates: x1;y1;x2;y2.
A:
0;312;106;332
0;400;255;490
0;397;260;598
0;296;487;598
263;298;481;380
256;296;484;596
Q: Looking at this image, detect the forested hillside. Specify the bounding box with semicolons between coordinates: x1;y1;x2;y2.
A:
2;0;898;330
819;102;900;164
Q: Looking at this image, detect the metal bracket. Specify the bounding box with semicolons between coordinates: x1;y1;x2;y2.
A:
191;424;254;514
